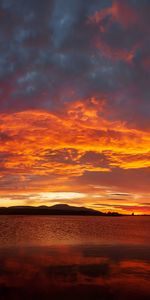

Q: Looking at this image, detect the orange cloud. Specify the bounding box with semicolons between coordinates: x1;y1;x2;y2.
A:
0;99;150;175
88;1;141;62
0;98;150;213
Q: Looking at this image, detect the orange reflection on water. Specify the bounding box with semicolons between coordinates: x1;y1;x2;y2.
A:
0;244;150;300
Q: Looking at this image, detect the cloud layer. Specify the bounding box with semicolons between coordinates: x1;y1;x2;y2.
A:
0;0;150;213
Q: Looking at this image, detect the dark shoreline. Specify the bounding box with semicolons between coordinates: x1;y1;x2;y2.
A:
0;205;149;216
0;204;123;216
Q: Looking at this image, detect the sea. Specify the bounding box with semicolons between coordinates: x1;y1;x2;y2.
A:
0;216;150;299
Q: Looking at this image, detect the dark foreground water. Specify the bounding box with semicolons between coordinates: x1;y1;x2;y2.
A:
0;216;150;300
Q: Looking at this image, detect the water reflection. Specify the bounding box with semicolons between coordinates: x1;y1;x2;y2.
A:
0;244;150;300
0;216;150;247
0;216;150;299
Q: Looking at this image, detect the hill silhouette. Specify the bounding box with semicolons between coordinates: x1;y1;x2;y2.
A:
0;204;122;216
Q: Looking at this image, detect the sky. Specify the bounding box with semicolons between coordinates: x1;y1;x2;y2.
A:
0;0;150;214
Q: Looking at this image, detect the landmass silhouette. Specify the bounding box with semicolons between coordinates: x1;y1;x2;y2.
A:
0;204;122;216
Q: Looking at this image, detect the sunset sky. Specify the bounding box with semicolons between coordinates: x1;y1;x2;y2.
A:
0;0;150;214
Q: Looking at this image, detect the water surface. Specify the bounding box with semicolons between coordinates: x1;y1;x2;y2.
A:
0;216;150;299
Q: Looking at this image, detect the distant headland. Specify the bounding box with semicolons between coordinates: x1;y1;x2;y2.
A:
0;204;148;216
0;204;123;216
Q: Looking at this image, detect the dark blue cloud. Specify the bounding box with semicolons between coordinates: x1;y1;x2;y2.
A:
0;0;149;129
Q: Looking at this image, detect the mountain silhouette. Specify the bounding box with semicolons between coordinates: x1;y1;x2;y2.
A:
0;204;123;216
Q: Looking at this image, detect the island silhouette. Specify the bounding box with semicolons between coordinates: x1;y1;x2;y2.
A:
0;204;122;216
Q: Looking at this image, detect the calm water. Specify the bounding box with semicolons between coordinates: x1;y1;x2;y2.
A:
0;216;150;299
